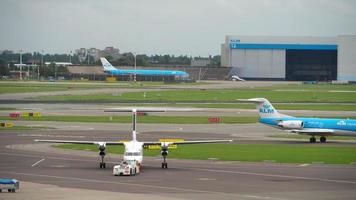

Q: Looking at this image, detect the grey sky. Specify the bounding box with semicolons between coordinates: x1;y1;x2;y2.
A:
1;0;355;56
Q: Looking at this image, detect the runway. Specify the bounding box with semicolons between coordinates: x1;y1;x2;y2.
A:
1;129;356;200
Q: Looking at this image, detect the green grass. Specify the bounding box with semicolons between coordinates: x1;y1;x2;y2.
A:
0;107;16;111
0;81;204;94
55;143;356;164
266;83;356;91
0;115;258;124
116;103;356;111
0;125;53;130
38;84;356;103
0;82;121;94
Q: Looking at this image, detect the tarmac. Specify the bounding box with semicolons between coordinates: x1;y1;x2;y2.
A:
1;81;356;199
1;126;356;200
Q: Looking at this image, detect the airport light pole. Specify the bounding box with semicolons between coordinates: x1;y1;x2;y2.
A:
87;50;90;65
55;63;57;80
134;52;137;82
27;63;30;80
41;50;44;76
69;50;72;63
19;49;22;80
37;63;40;80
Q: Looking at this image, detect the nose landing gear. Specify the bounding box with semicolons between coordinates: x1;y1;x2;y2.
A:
309;137;316;143
99;144;106;169
161;155;168;169
320;136;326;143
161;146;168;169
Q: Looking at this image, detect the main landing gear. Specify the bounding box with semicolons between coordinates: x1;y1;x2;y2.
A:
309;136;326;143
309;137;316;143
320;136;326;143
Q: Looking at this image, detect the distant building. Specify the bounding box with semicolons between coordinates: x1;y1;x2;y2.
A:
10;71;29;79
221;35;356;81
75;46;120;63
101;46;120;60
1;50;14;55
75;48;88;62
45;62;72;66
191;58;211;67
88;48;100;61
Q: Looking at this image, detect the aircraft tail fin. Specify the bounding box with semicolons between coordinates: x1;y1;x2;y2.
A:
100;57;118;71
237;98;288;119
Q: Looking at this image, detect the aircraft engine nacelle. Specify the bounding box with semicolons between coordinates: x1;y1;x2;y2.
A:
161;146;168;157
277;120;304;129
99;144;106;156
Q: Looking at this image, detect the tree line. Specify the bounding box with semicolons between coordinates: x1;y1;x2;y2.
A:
0;51;221;76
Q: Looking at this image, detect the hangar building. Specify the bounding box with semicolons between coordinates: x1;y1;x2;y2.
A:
221;35;356;81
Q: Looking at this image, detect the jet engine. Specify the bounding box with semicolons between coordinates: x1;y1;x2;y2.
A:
277;120;304;129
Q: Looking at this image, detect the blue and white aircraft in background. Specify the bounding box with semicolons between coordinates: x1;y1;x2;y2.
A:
239;98;356;143
100;57;189;77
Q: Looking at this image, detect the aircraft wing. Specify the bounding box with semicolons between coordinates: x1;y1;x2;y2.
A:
143;139;233;146
104;108;202;112
35;139;232;146
34;139;125;145
287;129;335;135
237;99;265;103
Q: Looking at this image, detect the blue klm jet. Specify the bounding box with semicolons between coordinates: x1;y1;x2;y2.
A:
239;98;356;143
100;57;188;77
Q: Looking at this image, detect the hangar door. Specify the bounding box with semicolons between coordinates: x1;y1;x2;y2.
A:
286;50;337;81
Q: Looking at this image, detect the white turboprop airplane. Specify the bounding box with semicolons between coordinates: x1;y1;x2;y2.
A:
35;109;232;169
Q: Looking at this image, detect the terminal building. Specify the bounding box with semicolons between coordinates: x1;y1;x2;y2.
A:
221;35;356;81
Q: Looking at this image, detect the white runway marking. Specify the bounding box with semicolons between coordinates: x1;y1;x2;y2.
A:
196;177;216;181
31;158;45;167
299;164;310;167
